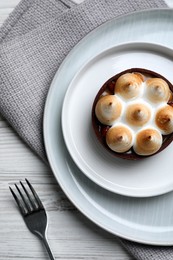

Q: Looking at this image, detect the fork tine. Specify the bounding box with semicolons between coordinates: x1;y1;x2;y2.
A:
20;181;36;210
25;179;44;209
9;186;26;215
15;183;31;213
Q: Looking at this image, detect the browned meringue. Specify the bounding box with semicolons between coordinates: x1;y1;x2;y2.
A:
134;128;162;156
155;105;173;134
95;95;122;125
114;73;144;100
126;103;151;127
146;78;171;103
106;125;133;153
92;68;173;159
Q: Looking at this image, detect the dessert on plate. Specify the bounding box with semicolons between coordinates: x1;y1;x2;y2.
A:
92;68;173;160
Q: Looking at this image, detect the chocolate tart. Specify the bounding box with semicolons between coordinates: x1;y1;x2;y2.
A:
92;68;173;160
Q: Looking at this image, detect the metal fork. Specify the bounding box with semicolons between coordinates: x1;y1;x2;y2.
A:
9;179;55;260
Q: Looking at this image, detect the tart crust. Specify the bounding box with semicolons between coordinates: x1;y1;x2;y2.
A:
92;68;173;160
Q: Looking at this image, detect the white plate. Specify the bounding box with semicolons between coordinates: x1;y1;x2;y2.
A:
62;42;173;197
44;9;173;245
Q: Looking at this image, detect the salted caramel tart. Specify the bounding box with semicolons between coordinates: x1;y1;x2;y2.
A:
92;68;173;160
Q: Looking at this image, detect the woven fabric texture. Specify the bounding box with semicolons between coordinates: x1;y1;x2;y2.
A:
0;0;167;160
1;0;172;259
0;0;75;43
121;239;173;260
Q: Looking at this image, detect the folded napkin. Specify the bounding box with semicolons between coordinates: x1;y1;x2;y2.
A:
0;0;171;259
0;0;167;160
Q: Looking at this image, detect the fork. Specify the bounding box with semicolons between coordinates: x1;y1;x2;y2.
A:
9;179;55;260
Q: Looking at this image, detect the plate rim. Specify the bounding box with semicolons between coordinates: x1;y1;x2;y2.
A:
43;8;173;245
61;41;173;198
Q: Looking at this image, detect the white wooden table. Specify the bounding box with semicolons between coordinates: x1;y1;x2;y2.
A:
0;1;172;259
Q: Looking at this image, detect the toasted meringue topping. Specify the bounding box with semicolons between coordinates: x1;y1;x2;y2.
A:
134;128;162;156
95;95;122;125
146;78;171;103
126;103;151;127
114;73;143;100
106;125;133;153
93;69;173;158
155;105;173;134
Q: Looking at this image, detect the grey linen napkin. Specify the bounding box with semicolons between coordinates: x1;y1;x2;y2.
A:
0;0;171;259
0;0;167;160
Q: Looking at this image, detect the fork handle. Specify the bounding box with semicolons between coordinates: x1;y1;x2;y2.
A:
41;235;55;260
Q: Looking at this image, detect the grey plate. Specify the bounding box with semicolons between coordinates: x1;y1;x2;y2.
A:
44;9;173;245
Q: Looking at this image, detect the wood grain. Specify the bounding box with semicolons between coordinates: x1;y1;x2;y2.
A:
0;119;133;260
0;0;172;259
0;1;134;258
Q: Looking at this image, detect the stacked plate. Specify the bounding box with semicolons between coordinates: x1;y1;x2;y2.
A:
44;9;173;245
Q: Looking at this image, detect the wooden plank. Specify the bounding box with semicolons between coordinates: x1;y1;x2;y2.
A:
1;0;172;259
0;102;132;260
